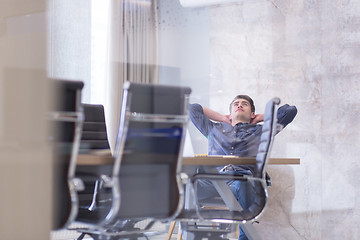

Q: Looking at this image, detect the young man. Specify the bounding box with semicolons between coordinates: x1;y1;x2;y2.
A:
188;95;297;240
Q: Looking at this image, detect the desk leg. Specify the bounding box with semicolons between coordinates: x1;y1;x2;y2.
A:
182;182;192;240
211;180;242;211
210;180;262;240
167;221;176;240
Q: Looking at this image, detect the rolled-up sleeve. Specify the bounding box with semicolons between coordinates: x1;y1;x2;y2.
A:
189;103;213;137
277;104;298;128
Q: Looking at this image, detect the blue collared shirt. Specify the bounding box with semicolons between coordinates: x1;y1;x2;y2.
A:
189;103;297;172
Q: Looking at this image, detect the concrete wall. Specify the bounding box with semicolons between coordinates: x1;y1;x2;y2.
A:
48;0;91;103
158;0;360;239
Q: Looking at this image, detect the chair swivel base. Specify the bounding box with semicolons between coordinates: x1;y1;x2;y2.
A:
181;222;232;240
79;232;148;240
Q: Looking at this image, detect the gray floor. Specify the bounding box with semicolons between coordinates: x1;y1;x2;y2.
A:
51;221;239;240
51;222;179;240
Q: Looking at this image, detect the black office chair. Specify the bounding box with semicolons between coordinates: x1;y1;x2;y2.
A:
49;79;84;230
75;82;191;239
80;104;111;151
176;97;281;240
75;104;114;225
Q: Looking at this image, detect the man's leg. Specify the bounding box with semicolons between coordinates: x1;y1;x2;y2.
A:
227;179;255;240
238;227;249;240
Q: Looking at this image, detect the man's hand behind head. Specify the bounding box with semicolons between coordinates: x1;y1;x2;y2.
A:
222;114;232;125
251;114;264;124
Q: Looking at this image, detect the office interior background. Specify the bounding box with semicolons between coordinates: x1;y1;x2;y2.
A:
0;0;359;239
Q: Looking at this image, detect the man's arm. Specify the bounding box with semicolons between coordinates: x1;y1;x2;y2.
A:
189;104;213;136
189;104;232;137
251;104;297;126
277;104;297;128
202;106;231;124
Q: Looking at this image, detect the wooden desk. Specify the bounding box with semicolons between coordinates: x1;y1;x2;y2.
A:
77;153;113;165
77;153;299;240
77;153;300;166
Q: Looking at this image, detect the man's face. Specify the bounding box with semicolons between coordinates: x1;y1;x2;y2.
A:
230;98;255;123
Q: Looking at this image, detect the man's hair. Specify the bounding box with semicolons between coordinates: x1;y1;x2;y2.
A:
229;95;255;113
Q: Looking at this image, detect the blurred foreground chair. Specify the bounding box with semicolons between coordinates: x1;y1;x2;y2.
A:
75;82;192;239
169;97;281;240
49;79;84;230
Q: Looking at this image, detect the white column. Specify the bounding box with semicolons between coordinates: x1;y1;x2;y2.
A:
0;1;52;239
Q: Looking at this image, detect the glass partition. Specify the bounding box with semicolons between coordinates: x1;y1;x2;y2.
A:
48;0;360;239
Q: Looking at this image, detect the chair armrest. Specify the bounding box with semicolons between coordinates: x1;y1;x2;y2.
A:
192;173;264;184
72;177;85;191
180;172;190;184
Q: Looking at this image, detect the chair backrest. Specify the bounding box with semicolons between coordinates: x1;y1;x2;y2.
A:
109;82;191;223
80;104;110;151
246;97;280;218
50;79;84;230
255;97;280;178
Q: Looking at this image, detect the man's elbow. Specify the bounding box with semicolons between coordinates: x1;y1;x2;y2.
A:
278;104;298;128
287;105;298;121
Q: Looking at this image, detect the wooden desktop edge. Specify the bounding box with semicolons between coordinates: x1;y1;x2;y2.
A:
77;154;300;166
182;156;300;165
